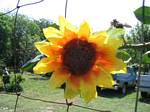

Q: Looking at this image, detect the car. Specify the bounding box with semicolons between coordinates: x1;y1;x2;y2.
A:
97;66;137;95
112;66;137;95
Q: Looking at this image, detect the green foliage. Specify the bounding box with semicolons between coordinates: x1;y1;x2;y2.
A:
0;13;12;67
5;74;25;92
116;50;131;63
0;74;150;112
0;12;59;69
10;14;42;68
50;22;59;29
0;72;25;92
134;6;150;24
107;28;125;38
143;51;150;64
0;59;6;75
0;76;3;91
126;24;150;71
34;18;59;40
127;24;150;44
0;59;6;68
0;12;60;70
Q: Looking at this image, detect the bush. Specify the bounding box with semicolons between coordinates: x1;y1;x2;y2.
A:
5;74;25;92
0;60;6;76
0;76;3;91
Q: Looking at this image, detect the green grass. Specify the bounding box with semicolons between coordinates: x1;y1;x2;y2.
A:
0;73;150;112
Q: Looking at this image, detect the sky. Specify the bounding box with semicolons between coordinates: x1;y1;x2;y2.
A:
0;0;150;31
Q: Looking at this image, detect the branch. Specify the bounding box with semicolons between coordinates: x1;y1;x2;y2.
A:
120;42;150;49
0;0;44;16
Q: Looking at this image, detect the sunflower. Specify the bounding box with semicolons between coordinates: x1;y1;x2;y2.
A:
33;16;126;103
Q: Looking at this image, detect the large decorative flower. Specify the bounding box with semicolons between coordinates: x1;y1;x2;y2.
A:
33;16;126;103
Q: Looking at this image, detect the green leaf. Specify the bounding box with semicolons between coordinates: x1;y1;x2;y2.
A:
143;51;150;64
116;50;131;63
107;28;125;38
21;54;44;72
50;23;59;30
134;6;150;24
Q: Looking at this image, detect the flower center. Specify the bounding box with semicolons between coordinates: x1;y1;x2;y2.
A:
62;39;97;75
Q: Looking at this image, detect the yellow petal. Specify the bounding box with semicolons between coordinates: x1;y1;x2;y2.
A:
78;21;90;39
80;75;97;103
96;51;126;73
64;75;80;99
59;16;77;33
89;32;107;45
96;67;114;88
107;38;122;49
96;51;115;72
59;16;71;32
43;27;62;43
33;58;57;74
98;53;126;73
64;27;77;41
49;68;70;90
111;58;126;74
35;41;62;57
89;32;122;51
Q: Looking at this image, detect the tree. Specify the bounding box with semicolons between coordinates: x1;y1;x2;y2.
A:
10;14;41;69
0;12;59;71
34;18;59;39
126;23;150;72
0;13;12;68
0;12;42;70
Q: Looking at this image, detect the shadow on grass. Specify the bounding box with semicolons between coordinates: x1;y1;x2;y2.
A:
29;77;49;80
97;87;135;98
29;73;51;80
139;98;150;104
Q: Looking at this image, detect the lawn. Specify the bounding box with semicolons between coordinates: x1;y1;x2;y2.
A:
0;73;150;112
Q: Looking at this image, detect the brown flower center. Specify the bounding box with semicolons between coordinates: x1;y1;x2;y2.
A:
62;39;97;75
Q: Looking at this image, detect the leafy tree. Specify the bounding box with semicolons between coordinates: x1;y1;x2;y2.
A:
34;18;59;39
10;14;41;68
0;12;42;70
126;23;150;72
0;13;12;67
0;12;62;71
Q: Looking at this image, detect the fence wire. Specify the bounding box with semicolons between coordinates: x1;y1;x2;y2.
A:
0;0;112;112
0;92;111;112
0;0;146;112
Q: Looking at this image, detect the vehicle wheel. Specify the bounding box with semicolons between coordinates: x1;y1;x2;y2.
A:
96;86;101;92
141;92;148;98
122;84;127;95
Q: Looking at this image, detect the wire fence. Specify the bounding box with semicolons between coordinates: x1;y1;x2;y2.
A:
0;0;147;112
0;92;111;112
0;0;111;112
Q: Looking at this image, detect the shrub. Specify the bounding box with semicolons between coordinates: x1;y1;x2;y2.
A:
5;74;25;92
0;60;6;76
0;76;3;91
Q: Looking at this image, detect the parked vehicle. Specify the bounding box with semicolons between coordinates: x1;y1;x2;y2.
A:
139;73;150;98
112;66;137;95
